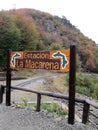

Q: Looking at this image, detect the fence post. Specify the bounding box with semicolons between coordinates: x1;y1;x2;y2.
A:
68;45;76;124
0;85;4;103
82;101;90;124
36;93;41;112
6;49;11;106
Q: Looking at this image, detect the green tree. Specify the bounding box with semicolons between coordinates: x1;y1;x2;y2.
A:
95;48;98;72
0;12;21;69
48;42;62;50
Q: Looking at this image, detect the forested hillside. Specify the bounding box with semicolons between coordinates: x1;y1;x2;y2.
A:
0;8;98;72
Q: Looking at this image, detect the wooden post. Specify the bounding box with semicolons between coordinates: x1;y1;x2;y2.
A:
82;101;90;124
0;85;4;103
6;49;11;106
68;45;76;124
36;93;41;112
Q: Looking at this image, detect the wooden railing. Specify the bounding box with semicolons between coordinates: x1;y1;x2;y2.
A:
0;84;98;128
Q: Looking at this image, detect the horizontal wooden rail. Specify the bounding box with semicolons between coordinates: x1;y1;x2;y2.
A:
1;84;98;108
89;111;98;119
0;77;6;81
1;85;85;103
88;119;98;129
86;99;98;108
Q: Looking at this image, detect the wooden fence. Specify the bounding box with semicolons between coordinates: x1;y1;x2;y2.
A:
0;84;98;128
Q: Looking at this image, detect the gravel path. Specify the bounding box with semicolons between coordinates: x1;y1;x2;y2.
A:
0;104;97;130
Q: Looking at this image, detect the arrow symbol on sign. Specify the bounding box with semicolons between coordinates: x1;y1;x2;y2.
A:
11;53;21;67
52;51;68;69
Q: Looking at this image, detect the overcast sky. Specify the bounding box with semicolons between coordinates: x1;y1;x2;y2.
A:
0;0;98;44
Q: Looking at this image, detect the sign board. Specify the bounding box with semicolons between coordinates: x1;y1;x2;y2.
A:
10;50;70;72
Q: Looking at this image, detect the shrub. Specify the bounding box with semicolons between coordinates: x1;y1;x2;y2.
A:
76;73;98;98
93;83;98;100
65;72;98;99
41;103;67;116
22;97;28;106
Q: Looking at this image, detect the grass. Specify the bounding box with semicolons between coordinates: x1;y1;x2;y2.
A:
42;75;68;93
18;100;68;116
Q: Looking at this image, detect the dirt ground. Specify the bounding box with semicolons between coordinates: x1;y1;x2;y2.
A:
0;69;68;105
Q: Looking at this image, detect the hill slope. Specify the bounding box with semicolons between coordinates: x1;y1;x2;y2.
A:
0;8;98;72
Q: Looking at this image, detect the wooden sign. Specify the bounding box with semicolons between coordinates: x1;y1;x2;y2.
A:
10;50;70;72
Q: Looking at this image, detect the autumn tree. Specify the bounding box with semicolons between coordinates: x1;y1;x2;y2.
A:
79;45;96;72
12;11;41;50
